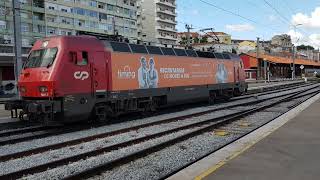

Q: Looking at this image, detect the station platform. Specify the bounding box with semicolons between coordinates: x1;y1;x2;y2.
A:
168;93;320;180
247;80;305;92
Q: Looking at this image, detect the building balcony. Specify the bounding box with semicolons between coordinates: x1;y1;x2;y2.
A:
156;34;177;41
156;0;176;8
156;26;177;33
156;8;177;16
155;17;177;25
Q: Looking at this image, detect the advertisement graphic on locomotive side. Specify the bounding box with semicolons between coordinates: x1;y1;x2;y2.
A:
111;53;234;91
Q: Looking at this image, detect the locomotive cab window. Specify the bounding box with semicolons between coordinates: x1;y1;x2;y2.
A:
77;51;88;66
24;48;58;69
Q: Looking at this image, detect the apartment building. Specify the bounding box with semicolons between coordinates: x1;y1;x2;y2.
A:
205;32;232;44
0;0;138;81
138;0;177;45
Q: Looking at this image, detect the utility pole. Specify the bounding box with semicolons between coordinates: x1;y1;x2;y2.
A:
12;0;22;98
292;44;295;79
185;24;193;49
112;17;116;35
256;37;260;80
291;24;302;79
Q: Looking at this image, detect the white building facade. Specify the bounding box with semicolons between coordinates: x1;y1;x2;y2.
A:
138;0;177;45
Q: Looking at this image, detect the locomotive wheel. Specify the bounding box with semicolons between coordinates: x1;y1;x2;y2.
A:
19;111;26;121
208;92;216;105
93;104;113;123
141;101;157;117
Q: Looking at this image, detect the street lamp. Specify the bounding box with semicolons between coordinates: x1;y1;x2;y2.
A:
291;23;303;79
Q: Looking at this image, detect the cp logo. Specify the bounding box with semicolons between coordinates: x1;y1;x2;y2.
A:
74;71;89;80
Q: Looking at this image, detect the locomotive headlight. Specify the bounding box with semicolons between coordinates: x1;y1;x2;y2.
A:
39;86;48;93
19;86;26;93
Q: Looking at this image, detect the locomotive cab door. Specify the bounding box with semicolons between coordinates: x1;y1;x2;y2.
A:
92;51;108;100
62;50;95;122
234;62;240;83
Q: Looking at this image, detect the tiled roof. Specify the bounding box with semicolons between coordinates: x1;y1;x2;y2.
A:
246;53;320;66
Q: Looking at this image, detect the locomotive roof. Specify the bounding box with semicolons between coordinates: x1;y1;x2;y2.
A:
102;41;241;61
37;36;240;61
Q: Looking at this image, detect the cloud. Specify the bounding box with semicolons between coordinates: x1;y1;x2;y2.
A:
287;30;320;48
192;9;199;16
268;15;277;22
225;24;255;32
287;29;303;44
309;34;320;48
291;7;320;29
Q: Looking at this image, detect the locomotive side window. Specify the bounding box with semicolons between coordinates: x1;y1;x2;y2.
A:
129;44;148;54
196;51;215;59
77;51;88;66
174;49;187;56
222;53;231;59
161;47;176;56
146;46;163;55
214;53;224;59
110;41;131;53
186;50;198;57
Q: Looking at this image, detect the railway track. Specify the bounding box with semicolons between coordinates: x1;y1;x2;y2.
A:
0;83;314;147
0;84;318;179
63;88;320;180
0;83;317;159
233;82;312;101
0;121;40;131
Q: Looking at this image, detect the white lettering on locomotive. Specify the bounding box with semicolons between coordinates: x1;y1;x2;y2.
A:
117;65;136;79
74;71;89;80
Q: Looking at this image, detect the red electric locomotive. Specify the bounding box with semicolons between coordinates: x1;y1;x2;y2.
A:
5;36;247;124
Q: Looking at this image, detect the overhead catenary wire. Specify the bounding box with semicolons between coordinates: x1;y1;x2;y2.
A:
262;0;292;26
258;0;315;46
198;0;283;33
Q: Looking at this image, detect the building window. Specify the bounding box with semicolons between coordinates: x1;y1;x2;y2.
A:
0;20;6;30
89;1;97;7
47;27;56;35
108;24;113;31
74;8;85;15
33;25;45;34
21;23;29;32
22;39;30;46
19;0;28;4
107;4;114;11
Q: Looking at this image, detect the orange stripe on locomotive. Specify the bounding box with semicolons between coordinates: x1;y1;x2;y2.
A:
110;52;238;91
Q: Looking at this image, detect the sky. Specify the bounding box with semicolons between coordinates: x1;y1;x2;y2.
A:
176;0;320;48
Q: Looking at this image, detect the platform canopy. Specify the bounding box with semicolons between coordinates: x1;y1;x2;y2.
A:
246;53;320;66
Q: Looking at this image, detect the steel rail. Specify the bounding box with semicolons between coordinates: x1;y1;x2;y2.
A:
1;84;316;162
63;89;318;180
0;87;316;179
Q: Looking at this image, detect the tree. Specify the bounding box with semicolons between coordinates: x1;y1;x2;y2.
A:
194;37;200;43
297;44;315;51
179;37;187;45
200;36;208;43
